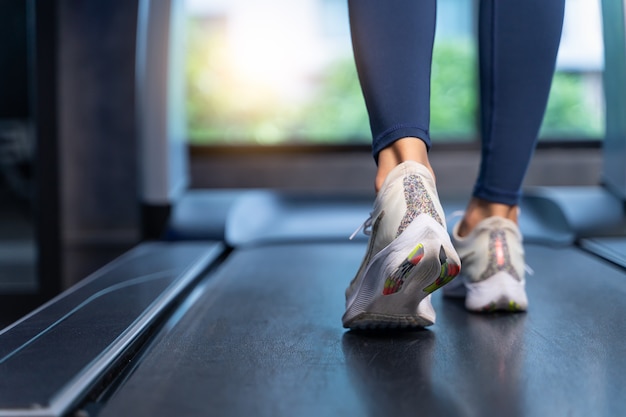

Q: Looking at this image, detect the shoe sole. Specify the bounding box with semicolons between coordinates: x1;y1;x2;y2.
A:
342;215;460;330
464;271;528;312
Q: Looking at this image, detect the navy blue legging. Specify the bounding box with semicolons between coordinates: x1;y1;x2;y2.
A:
348;0;565;206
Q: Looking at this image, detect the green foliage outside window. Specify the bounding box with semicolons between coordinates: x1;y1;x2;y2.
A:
542;72;604;138
186;18;603;145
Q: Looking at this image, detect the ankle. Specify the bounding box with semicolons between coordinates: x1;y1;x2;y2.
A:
376;137;434;192
457;198;518;237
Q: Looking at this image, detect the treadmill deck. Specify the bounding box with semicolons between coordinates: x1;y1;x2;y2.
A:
98;242;626;417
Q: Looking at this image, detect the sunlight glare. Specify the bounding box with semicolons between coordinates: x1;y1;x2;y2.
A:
226;0;324;102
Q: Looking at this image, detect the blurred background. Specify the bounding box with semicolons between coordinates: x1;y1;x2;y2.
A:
0;0;611;324
184;0;604;145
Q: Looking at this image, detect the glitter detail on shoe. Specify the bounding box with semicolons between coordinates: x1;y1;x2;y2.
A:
423;246;461;294
382;243;425;295
481;230;519;281
396;175;443;237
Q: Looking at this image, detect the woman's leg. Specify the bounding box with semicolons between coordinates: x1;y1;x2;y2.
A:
344;0;461;329
448;0;565;313
348;0;437;191
458;0;565;235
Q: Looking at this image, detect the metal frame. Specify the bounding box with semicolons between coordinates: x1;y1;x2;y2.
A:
601;0;626;200
136;0;189;238
136;0;188;205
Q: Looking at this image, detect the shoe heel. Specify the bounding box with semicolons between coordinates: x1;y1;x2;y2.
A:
342;216;461;330
382;243;424;295
343;241;455;329
464;271;528;312
423;246;461;294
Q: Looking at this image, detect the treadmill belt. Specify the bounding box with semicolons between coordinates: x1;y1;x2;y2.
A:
580;237;626;268
99;242;626;417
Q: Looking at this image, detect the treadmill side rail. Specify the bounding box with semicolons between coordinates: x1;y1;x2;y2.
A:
0;242;223;417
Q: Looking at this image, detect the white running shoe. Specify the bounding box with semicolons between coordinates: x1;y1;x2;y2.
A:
343;161;461;329
445;216;528;312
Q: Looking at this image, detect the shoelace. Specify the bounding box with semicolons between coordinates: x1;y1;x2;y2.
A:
349;213;374;240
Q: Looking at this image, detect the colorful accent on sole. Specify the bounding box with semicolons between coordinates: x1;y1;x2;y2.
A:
479;299;525;313
508;300;522;312
481;302;497;313
423;247;461;294
383;244;425;295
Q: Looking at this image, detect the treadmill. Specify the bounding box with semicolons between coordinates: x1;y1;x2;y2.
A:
2;1;626;416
